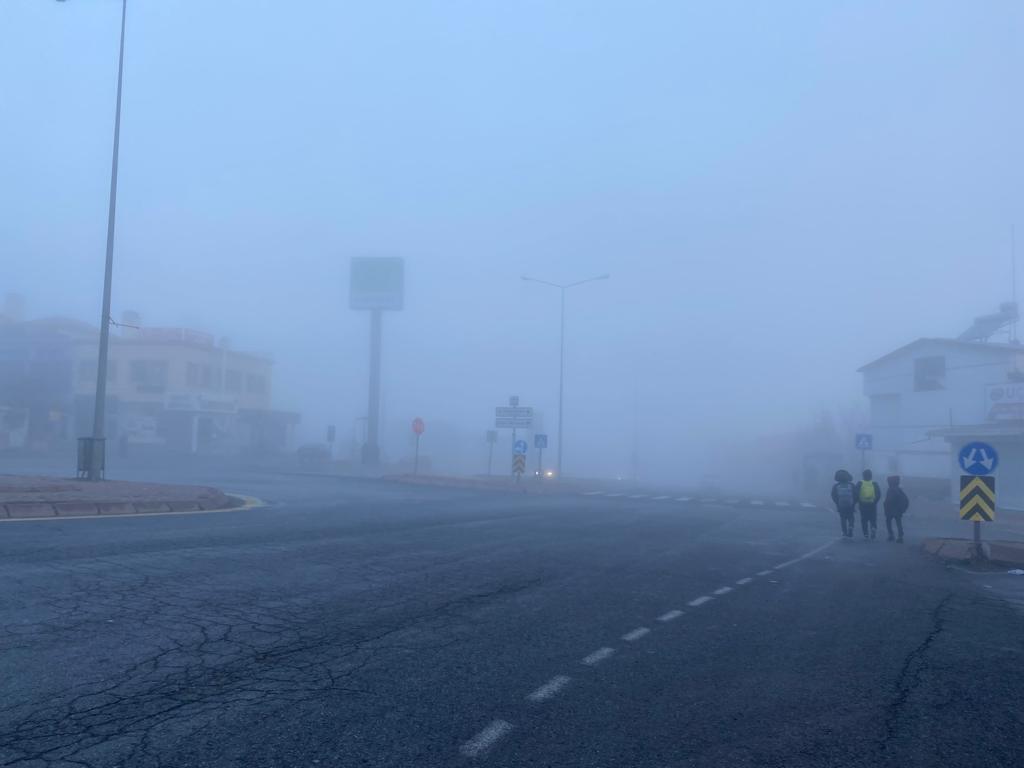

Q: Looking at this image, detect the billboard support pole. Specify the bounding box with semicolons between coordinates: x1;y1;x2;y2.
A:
363;308;382;465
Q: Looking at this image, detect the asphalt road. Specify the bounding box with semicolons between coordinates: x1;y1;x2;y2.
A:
1;472;1022;767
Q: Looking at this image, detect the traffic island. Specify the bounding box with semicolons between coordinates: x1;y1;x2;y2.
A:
922;537;1024;568
0;475;245;520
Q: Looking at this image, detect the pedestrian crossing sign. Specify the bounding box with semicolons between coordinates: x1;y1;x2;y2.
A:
960;475;996;522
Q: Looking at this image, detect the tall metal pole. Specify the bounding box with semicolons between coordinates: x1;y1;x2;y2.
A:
88;0;128;480
557;287;566;477
363;308;382;465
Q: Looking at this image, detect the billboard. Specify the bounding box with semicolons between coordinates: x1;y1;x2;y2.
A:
350;257;405;310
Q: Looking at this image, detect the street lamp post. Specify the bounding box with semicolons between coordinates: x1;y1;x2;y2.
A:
521;273;609;478
60;0;128;479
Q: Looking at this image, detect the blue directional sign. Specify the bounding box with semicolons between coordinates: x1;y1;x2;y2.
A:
855;433;873;451
534;434;548;449
514;439;528;455
958;441;999;476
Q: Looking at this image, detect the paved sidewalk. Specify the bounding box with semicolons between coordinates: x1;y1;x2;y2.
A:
0;475;237;519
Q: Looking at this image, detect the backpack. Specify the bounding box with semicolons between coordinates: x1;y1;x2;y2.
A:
859;482;877;504
836;482;855;509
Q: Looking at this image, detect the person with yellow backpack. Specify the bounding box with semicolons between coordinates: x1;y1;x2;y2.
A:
855;469;882;540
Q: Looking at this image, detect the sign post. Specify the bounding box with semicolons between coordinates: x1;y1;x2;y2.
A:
855;433;873;471
485;430;497;475
958;441;999;558
534;433;548;477
512;439;527;483
411;417;425;475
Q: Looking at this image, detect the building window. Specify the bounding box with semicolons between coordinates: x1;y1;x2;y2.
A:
246;373;266;394
225;369;242;393
913;356;945;392
130;360;168;392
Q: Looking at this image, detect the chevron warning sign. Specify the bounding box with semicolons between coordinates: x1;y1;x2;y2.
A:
960;475;996;522
512;454;526;476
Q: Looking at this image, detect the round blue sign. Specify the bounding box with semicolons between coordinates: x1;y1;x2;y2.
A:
514;440;528;455
958;441;999;476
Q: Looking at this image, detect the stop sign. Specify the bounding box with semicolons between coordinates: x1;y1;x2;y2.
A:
412;417;425;435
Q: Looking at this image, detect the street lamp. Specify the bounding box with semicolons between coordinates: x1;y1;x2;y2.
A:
59;0;128;479
521;273;609;478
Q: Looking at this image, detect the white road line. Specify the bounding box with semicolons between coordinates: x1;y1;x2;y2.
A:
774;501;789;507
675;496;692;502
460;720;514;757
800;502;817;508
622;627;651;641
713;586;733;595
736;577;753;585
527;675;571;702
582;491;604;496
629;494;648;499
688;596;713;607
773;539;839;570
657;609;683;622
652;495;670;500
699;497;716;503
582;647;615;666
606;493;624;498
756;569;774;576
751;500;765;506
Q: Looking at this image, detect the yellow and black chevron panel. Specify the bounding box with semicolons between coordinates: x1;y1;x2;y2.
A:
960;475;996;522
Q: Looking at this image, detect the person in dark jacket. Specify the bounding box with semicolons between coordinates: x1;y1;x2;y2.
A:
831;469;856;538
855;469;882;540
883;475;910;543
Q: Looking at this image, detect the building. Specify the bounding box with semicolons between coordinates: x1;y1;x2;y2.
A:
0;305;298;455
859;303;1024;508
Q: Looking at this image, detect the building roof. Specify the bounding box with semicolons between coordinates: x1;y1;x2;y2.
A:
858;338;1024;373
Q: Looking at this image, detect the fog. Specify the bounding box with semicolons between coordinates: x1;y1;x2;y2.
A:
2;1;1021;483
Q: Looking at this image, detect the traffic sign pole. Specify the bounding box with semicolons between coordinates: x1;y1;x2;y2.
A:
413;433;420;475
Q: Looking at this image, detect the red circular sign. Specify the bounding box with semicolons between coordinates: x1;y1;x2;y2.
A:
412;417;425;435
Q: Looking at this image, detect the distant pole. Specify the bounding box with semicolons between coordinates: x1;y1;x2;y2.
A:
487;441;494;475
521;273;609;479
88;0;128;480
413;433;420;475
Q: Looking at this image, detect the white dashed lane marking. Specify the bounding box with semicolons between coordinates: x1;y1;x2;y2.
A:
773;538;838;570
606;493;624;498
582;647;615;666
657;609;683;622
527;675;571;702
629;494;648;499
713;586;733;595
800;502;817;508
774;501;789;507
460;720;514;757
751;500;765;506
736;577;753;585
652;495;670;500
622;627;650;641
756;569;774;576
675;496;692;502
688;596;713;607
582;491;604;496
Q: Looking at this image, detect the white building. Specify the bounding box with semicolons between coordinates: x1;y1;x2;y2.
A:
860;325;1024;508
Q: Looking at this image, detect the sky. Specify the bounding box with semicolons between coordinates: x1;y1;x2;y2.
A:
1;1;1022;480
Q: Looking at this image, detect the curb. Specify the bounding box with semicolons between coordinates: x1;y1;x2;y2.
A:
922;537;1024;567
0;493;265;522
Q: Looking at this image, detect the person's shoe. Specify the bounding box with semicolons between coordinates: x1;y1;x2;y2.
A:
897;537;904;544
863;533;869;540
887;534;895;542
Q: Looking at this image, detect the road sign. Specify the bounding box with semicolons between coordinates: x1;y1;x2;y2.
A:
412;417;425;435
534;434;548;449
512;454;526;474
349;257;404;310
960;475;996;522
509;395;520;407
514;439;528;455
855;434;873;451
326;424;336;443
496;406;533;429
485;430;498;444
958;441;999;476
